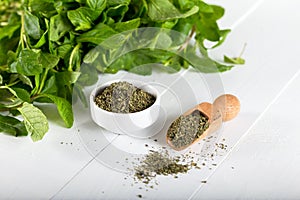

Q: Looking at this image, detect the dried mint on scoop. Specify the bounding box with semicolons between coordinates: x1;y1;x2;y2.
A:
167;110;209;149
94;81;156;113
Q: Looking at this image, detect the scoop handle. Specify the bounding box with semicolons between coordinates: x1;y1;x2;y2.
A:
184;94;240;137
167;94;240;151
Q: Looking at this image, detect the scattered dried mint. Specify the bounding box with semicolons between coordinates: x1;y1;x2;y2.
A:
127;139;230;191
134;150;191;184
167;110;209;149
94;81;156;113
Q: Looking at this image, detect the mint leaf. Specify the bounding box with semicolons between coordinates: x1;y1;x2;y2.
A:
211;5;225;20
41;75;57;94
29;0;56;18
0;37;19;65
77;23;117;44
32;30;48;49
18;74;33;88
39;52;60;69
107;0;130;6
13;49;43;76
147;0;199;21
24;10;42;40
210;29;231;49
18;103;49;141
224;44;246;65
13;122;28;137
197;1;214;13
56;44;73;59
11;87;31;102
0;114;27;136
105;4;129;21
49;14;72;42
87;0;106;11
55;71;81;101
224;55;245;65
111;18;140;32
214;62;234;72
195;17;220;42
40;94;74;128
67;7;100;31
0;24;20;40
78;64;98;86
74;85;88;107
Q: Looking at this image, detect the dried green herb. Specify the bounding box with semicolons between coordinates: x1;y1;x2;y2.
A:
94;81;156;113
129;139;230;190
134;150;190;184
167;110;209;149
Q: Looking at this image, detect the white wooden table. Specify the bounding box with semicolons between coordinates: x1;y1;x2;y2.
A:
1;0;300;199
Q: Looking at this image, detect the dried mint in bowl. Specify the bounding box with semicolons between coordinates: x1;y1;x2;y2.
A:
167;110;209;149
94;81;156;113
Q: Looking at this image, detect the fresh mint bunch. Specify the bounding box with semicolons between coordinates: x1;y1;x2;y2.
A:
0;0;234;141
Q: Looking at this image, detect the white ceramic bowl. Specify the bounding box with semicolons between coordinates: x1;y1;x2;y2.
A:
90;79;161;135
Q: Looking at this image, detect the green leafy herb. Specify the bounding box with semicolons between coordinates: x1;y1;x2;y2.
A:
18;102;49;141
24;10;42;40
224;55;245;65
224;43;247;65
0;114;27;136
67;7;100;31
147;0;199;21
39;94;74;128
11;88;31;102
12;49;43;76
0;0;241;141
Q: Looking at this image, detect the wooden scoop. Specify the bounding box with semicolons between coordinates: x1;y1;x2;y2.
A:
166;94;240;151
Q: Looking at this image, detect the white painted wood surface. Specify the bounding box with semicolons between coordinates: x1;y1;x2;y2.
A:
1;0;300;199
